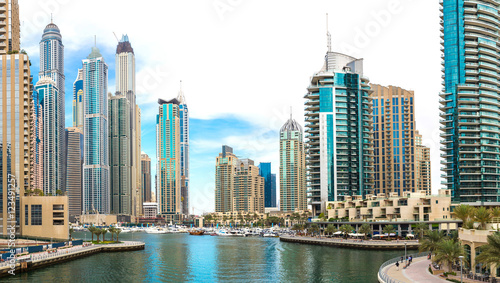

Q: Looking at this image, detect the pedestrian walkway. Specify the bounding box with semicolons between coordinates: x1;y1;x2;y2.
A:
383;256;448;283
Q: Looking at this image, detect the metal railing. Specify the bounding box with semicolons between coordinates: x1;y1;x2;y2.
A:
378;257;405;283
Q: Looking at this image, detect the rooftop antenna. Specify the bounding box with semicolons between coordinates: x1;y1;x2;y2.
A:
94;35;96;47
180;80;183;91
113;32;120;43
51;13;53;24
326;13;331;52
290;106;292;119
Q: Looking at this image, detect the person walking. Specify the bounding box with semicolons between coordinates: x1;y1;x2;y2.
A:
396;261;400;271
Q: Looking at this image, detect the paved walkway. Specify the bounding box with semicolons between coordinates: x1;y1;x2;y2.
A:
384;257;448;283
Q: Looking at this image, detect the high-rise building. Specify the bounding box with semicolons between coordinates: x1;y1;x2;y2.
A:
177;83;189;216
39;21;65;194
259;162;276;208
114;35;142;216
35;77;62;196
141;153;151;203
0;0;20;55
73;69;83;130
82;46;109;214
156;98;181;222
371;84;421;196
440;0;500;204
415;131;431;195
279;114;306;212
304;31;374;215
65;127;83;221
32;88;43;192
215;146;265;213
109;93;131;214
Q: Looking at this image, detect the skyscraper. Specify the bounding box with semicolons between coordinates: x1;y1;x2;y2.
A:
371;84;421;196
82;46;109;214
177;83;189;216
73;69;83;130
215;146;265;213
0;0;20;55
65;127;83;221
39;21;64;194
259;162;276;208
114;35;142;216
109;93;131;214
415;131;431;195
32;88;43;192
156;98;181;222
279;114;306;212
141;153;152;203
304;30;374;215
35;77;61;196
440;0;500;204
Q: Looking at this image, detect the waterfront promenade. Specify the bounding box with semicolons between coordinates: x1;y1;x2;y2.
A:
280;236;420;250
0;241;145;276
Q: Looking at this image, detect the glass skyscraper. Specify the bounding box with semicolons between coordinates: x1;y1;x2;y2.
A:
440;0;500;204
82;46;109;214
177;84;189;216
73;69;83;131
304;38;374;215
259;162;276;208
39;21;64;194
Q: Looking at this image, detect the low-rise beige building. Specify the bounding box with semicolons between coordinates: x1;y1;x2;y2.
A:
21;196;69;241
459;228;499;278
326;189;453;222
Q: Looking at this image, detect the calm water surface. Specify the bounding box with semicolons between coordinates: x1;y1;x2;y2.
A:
4;232;406;282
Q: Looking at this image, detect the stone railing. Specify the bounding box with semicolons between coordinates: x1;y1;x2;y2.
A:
378;257;405;283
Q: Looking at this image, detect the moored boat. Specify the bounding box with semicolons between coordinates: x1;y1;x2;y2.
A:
189;230;205;236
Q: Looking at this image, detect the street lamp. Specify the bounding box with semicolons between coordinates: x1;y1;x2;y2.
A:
405;242;407;267
459;255;464;283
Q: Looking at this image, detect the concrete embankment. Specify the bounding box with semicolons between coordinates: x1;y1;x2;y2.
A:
280;236;420;250
0;241;145;276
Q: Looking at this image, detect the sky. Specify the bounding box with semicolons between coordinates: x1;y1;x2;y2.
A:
18;0;442;214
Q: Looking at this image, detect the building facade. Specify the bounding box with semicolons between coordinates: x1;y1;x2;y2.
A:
32;88;43;192
259;162;276;208
215;146;264;213
82;46;109;214
141;153;152;203
114;35;142;216
109;93;131;214
0;0;20;55
440;0;500;205
415;131;432;195
304;40;374;215
35;77;61;196
156;98;181;222
177;85;189;216
65;127;83;222
279;114;307;212
72;69;83;130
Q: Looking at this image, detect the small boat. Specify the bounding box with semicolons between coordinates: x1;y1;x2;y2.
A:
189;230;205;236
210;233;217;236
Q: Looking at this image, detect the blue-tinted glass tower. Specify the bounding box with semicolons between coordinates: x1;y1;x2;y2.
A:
259;162;276;208
82;46;109;214
440;0;500;204
305;32;374;215
177;83;189;216
73;69;83;130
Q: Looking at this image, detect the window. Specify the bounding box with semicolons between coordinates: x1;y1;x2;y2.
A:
25;205;28;226
53;204;64;210
31;205;42;225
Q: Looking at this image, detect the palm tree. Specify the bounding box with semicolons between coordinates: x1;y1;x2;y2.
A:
433;239;466;272
453;204;474;227
94;228;102;243
475;232;500;267
474;206;492;230
108;227;116;241
339;224;354;238
325;224;336;236
115;229;121;242
382;225;396;238
101;228;108;242
413;222;429;239
309;223;320;236
358;223;372;240
419;230;445;256
88;226;96;242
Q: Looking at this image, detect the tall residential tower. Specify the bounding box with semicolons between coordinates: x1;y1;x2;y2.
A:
177;83;189;216
440;0;500;204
